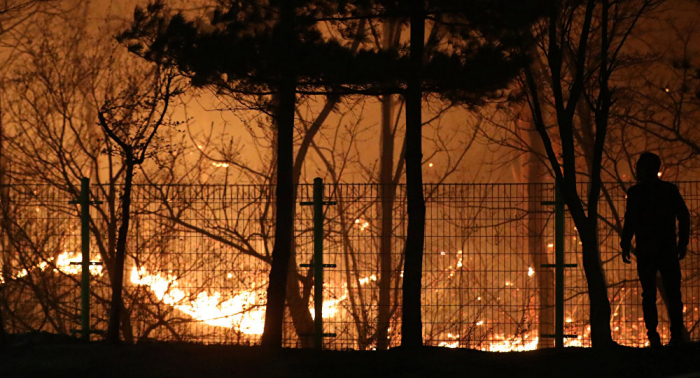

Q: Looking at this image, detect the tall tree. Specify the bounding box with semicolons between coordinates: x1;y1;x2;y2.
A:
0;3;187;342
98;66;181;343
519;0;663;347
397;0;547;347
376;19;402;351
400;0;426;349
118;0;401;348
261;0;306;348
0;0;61;343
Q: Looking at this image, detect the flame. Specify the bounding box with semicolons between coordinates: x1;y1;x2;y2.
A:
130;267;266;334
482;333;539;352
130;266;349;330
1;252;677;350
358;275;377;285
565;336;584;347
355;218;371;231
311;291;347;320
55;251;104;276
2;251;103;281
437;332;543;351
438;333;460;348
437;329;590;351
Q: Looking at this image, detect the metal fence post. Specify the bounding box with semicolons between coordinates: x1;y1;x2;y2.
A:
69;177;102;340
300;177;336;350
541;182;577;348
554;183;565;348
79;178;91;341
313;178;324;349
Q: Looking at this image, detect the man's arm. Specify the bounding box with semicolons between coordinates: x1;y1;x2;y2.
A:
676;187;690;259
621;188;637;263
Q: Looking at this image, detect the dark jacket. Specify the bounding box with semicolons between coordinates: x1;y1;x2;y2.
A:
621;179;690;256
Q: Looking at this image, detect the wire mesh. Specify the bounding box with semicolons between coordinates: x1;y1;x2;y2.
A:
0;184;82;335
1;181;699;350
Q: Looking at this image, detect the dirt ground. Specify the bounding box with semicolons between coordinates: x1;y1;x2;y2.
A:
1;333;700;378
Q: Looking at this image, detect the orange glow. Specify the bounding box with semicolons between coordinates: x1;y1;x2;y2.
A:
483;333;539;352
3;251;103;282
130;267;266;334
130;267;351;333
55;251;104;276
1;253;673;351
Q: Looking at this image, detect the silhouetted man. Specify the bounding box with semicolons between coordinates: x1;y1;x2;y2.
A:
621;152;689;348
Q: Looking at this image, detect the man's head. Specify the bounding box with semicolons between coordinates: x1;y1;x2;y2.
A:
636;152;661;182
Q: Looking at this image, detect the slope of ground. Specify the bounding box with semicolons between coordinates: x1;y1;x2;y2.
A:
1;333;699;378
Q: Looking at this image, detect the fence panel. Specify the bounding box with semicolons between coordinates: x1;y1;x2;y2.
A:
2;181;699;350
0;184;82;335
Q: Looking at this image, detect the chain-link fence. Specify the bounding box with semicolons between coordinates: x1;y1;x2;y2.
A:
1;181;699;350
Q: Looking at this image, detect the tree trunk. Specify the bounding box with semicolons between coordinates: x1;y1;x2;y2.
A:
261;0;297;348
107;159;135;344
0;108;7;342
376;19;401;351
525;0;614;349
579;219;614;347
120;300;134;343
526;127;554;349
377;90;396;350
288;98;339;348
401;0;425;348
286;253;314;348
261;81;295;348
584;0;613;349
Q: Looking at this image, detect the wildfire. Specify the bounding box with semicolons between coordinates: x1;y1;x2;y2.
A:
434;330;591;351
355;218;371;231
55;251;104;276
438;333;460;348
130;267;351;334
311;291;347;320
437;332;544;351
1;251;103;282
359;275;377;285
484;334;539;352
1;252;670;351
130;267;266;334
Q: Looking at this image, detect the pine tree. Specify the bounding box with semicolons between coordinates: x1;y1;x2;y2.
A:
120;0;545;348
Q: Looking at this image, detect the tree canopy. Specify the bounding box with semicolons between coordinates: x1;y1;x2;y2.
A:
119;0;531;102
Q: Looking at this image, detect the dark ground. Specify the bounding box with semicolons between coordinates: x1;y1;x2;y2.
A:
1;333;700;378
